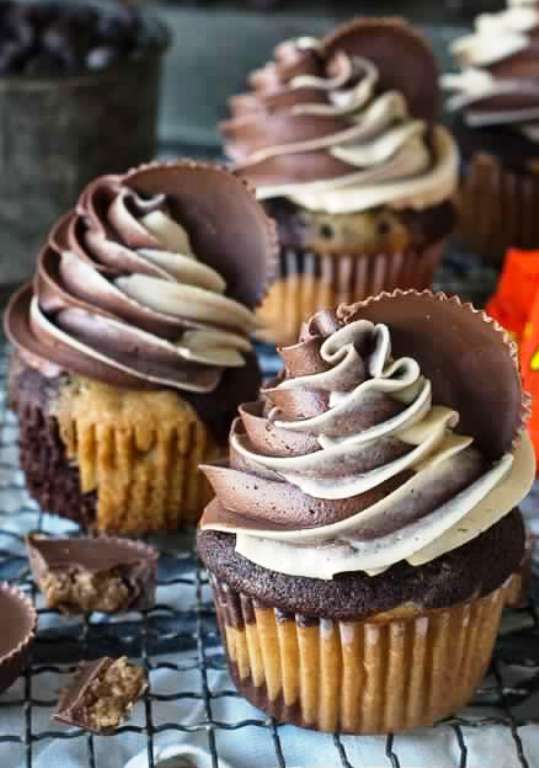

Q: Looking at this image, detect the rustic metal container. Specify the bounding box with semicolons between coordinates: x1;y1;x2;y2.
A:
0;8;169;285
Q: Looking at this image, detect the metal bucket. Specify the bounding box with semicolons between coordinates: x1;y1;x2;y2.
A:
0;9;169;285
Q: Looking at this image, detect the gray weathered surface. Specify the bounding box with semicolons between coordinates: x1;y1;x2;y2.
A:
0;48;166;284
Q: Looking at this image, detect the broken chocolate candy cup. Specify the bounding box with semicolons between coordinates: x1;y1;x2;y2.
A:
0;583;37;694
26;534;158;614
323;17;439;122
124;160;279;308
337;290;526;462
54;656;147;734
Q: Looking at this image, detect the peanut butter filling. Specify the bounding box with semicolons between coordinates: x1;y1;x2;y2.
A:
40;570;130;614
81;658;146;731
53;377;221;532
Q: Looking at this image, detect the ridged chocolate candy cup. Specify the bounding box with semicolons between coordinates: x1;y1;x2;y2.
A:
0;583;37;694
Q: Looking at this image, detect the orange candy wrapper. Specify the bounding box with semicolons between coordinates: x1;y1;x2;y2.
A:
486;248;539;341
487;248;539;470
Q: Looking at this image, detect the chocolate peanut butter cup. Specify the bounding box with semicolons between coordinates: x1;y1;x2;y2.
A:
0;583;37;694
54;656;147;734
27;534;158;614
5;161;278;533
199;290;534;733
222;17;458;345
323;17;439;122
337;290;528;459
125;161;279;308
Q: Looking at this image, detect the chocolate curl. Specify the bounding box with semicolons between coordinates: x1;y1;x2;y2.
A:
486;248;539;341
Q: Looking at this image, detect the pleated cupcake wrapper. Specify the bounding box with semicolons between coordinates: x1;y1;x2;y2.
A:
211;577;507;734
18;396;219;533
58;409;220;533
256;240;445;347
457;153;539;267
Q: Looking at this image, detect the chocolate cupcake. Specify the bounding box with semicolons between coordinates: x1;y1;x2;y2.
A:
221;18;459;346
5;161;277;533
444;1;539;264
198;291;534;733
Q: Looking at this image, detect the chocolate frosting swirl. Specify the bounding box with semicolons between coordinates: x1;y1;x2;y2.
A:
5;162;278;397
200;292;535;579
444;1;539;142
222;19;458;214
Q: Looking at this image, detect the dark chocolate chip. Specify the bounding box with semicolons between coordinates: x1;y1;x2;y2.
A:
319;223;334;240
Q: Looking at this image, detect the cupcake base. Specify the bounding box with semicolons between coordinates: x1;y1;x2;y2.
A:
10;355;221;533
213;578;506;734
458;153;539;267
257;241;445;347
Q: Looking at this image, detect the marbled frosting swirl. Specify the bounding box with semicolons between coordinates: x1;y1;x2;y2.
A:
444;0;539;141
201;295;535;579
5;164;274;395
222;20;458;214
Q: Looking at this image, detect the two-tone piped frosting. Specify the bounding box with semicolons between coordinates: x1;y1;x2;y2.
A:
200;292;535;580
5;162;278;434
444;0;539;142
222;18;458;215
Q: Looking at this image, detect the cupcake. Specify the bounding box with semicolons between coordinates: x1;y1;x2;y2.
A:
444;0;539;264
5;161;277;533
221;18;459;346
198;290;535;733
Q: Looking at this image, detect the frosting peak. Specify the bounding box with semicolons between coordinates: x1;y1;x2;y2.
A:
223;19;458;214
201;293;535;579
6;162;278;395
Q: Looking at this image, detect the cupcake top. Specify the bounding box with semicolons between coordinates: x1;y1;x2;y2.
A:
5;161;277;396
221;18;458;215
200;291;535;580
444;0;539;148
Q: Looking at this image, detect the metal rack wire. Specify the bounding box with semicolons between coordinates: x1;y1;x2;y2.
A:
0;249;537;768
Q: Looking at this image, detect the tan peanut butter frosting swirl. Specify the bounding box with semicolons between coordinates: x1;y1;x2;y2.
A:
444;0;539;141
5;162;278;395
200;292;535;579
222;18;458;214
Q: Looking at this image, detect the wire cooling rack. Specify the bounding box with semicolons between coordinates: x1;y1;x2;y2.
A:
0;248;538;768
